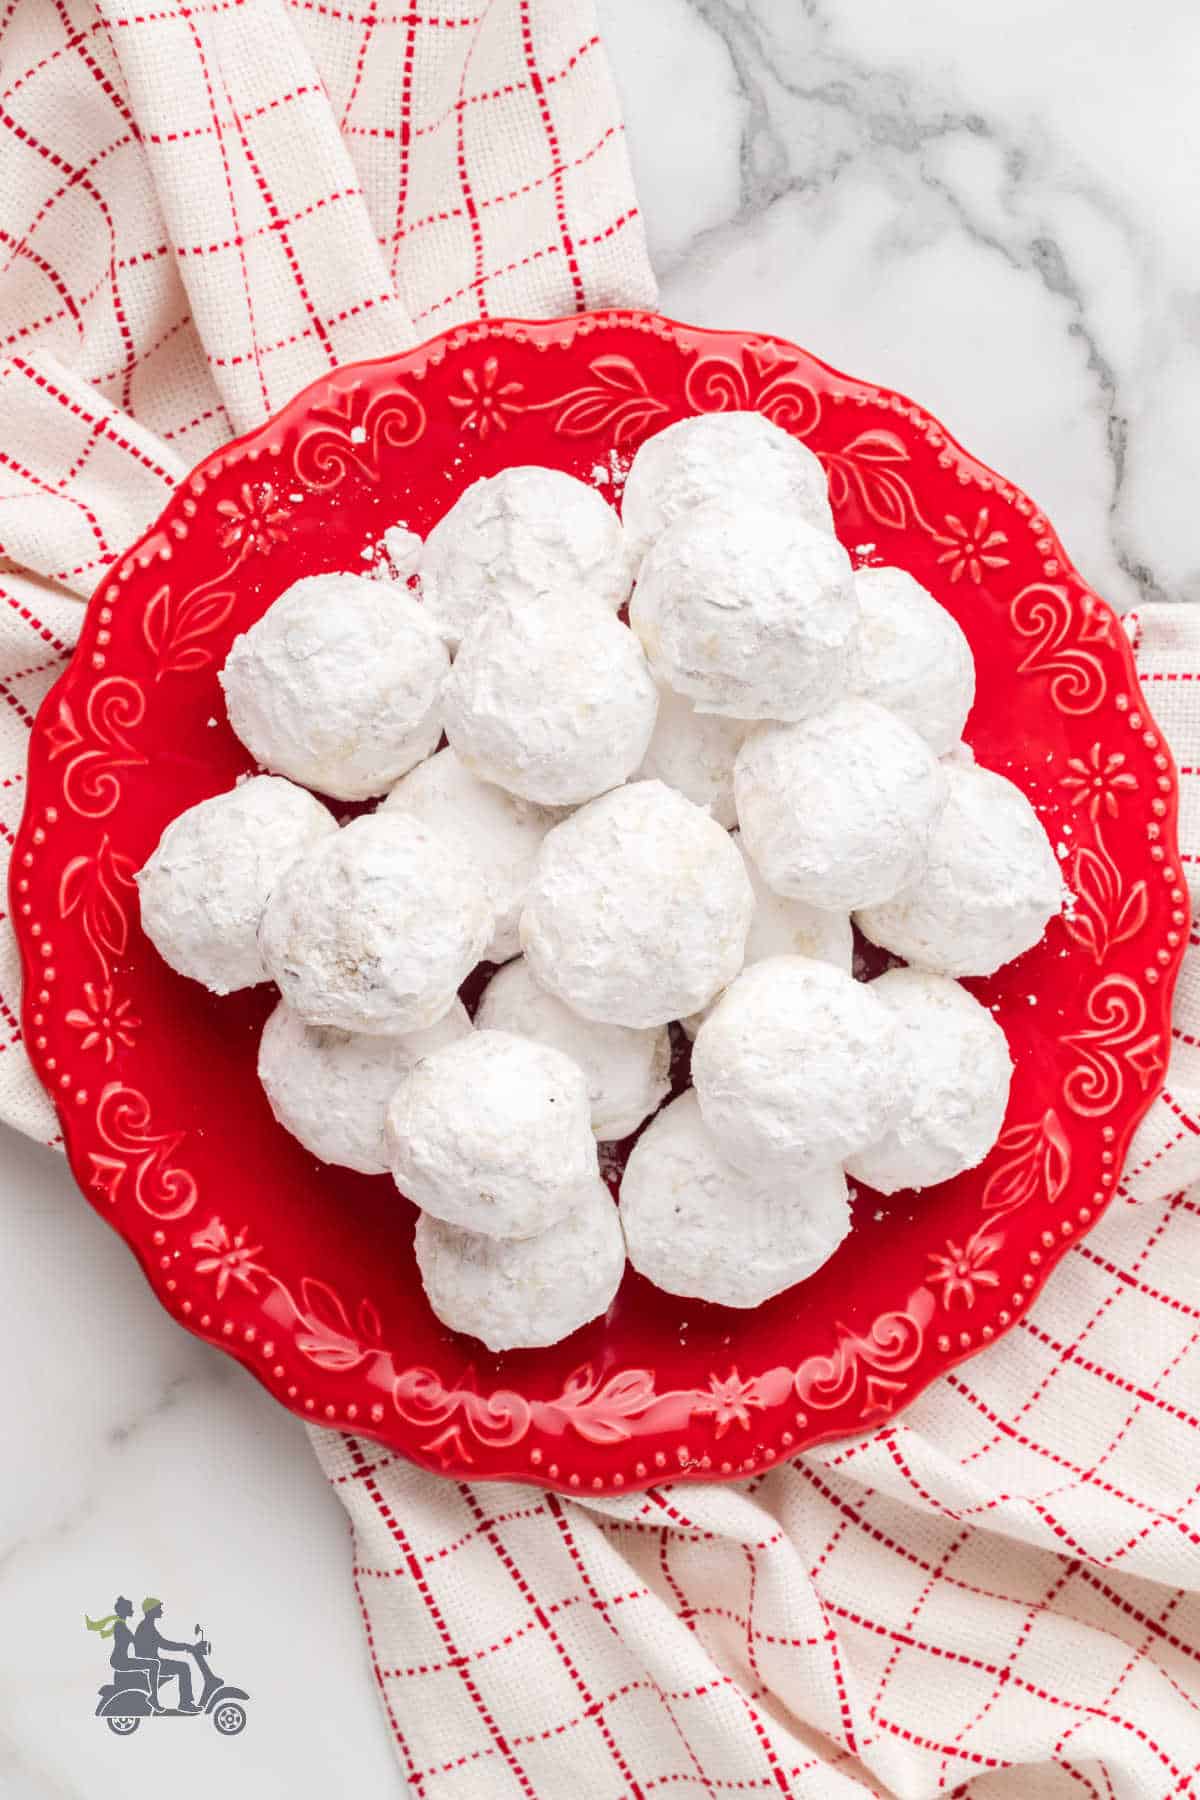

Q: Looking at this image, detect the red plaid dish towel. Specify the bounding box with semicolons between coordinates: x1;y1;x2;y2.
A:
5;6;1200;1796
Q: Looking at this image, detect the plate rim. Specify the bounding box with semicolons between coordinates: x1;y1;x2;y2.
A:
10;307;1187;1490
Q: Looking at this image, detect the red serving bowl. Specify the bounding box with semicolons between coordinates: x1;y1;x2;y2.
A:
11;311;1184;1493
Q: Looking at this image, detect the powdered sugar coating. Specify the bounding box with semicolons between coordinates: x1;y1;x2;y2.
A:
219;573;448;800
856;760;1064;977
442;593;658;805
258;812;493;1034
414;1175;625;1351
419;466;631;650
621;411;834;567
477;957;671;1142
846;970;1012;1194
382;747;560;963
137;775;336;994
851;566;975;756
521;780;754;1028
682;831;853;1035
620;1091;850;1308
692;955;901;1173
258;998;472;1174
735;699;948;911
630;500;859;720
386;1028;597;1239
381;524;422;579
637;685;748;828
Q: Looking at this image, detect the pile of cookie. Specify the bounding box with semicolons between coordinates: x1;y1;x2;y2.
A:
136;412;1061;1351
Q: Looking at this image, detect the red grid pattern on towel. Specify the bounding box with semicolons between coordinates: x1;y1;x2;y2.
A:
0;0;652;1141
315;613;1200;1797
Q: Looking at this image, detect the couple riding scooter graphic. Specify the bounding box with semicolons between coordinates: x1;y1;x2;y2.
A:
85;1595;249;1736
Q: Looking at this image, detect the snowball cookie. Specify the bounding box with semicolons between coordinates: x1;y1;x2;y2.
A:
382;747;559;964
258;999;471;1174
682;831;853;1036
521;780;754;1028
477;958;671;1142
620;1091;850;1308
259;812;492;1034
386;1029;597;1238
851;566;975;756
845;971;1012;1194
856;760;1064;977
637;685;748;829
414;1176;625;1351
419;467;630;651
442;592;658;806
692;955;900;1174
631;500;858;721
621;411;834;567
219;573;448;801
735;699;948;912
137;776;335;994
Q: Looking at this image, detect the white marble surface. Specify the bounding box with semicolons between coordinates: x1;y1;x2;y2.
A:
3;3;1199;1794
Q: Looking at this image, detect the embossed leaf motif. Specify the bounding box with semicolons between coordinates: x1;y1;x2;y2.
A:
295;1277;375;1370
547;356;669;447
557;1364;658;1443
59;834;137;978
143;581;234;681
1063;832;1149;966
822;431;915;531
982;1110;1071;1217
843;429;909;463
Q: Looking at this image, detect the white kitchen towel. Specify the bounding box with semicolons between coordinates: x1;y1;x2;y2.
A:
6;5;1200;1794
0;0;654;1138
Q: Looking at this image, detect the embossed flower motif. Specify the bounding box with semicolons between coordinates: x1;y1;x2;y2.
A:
65;982;141;1062
215;482;291;557
696;1370;763;1437
450;358;525;437
1060;745;1137;821
932;508;1009;584
191;1217;262;1298
927;1228;1001;1310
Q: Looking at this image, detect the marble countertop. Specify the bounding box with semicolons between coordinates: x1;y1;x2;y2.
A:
3;2;1196;1793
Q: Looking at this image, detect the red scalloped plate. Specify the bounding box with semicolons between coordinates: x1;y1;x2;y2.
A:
12;312;1185;1493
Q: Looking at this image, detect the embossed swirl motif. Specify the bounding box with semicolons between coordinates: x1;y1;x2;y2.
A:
293;380;426;489
88;1084;197;1220
1011;584;1110;716
1063;976;1163;1118
45;678;147;819
685;341;822;437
